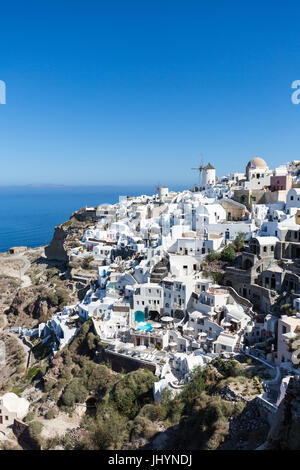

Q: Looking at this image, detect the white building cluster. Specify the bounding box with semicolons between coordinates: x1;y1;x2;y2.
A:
16;157;300;402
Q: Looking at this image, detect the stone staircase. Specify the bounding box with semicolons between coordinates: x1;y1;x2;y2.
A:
150;257;169;283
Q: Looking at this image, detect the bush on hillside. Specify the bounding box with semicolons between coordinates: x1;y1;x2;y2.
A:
206;250;221;262
234;232;246;252
61;378;88;407
221;246;236;263
112;369;157;419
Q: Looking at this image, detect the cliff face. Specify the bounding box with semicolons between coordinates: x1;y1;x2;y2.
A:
45;225;70;261
45;209;93;261
264;376;300;450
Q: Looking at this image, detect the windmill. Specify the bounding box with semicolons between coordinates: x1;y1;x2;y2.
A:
191;155;205;186
154;181;161;194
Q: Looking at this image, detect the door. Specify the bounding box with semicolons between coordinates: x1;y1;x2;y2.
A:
0;416;2;424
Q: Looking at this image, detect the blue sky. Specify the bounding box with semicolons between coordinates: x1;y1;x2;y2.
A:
0;1;300;187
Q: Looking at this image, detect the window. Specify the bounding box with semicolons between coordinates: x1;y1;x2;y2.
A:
282;326;287;334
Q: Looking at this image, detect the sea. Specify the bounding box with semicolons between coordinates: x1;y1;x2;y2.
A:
0;184;185;253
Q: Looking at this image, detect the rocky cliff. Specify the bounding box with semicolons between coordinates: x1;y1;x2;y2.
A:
45;209;94;261
8;286;59;327
264;376;300;449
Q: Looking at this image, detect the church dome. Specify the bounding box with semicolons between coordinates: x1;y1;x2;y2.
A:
246;157;268;170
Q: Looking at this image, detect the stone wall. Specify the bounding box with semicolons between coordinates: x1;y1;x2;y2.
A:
99;349;156;374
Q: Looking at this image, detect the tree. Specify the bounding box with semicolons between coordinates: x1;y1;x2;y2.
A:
234;232;246;252
62;378;88;407
85;364;114;394
221;246;236;263
87;332;97;351
182;366;206;402
112;369;157;419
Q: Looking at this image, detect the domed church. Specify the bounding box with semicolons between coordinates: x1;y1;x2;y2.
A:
246;157;268;179
244;156;271;189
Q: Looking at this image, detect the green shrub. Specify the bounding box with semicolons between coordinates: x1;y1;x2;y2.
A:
181;366;206;402
130;416;157;441
112;369;157;419
45;409;57;420
26;365;40;382
28;421;43;439
43;378;56;393
234;232;246;252
83;405;129;450
206;250;220;262
25;411;35;423
221;246;236;263
46;267;59;280
211;272;224;284
62;378;88;407
139;403;167;421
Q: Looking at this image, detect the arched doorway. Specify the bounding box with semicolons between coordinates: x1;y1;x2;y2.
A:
149;310;160;321
244;259;253;270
